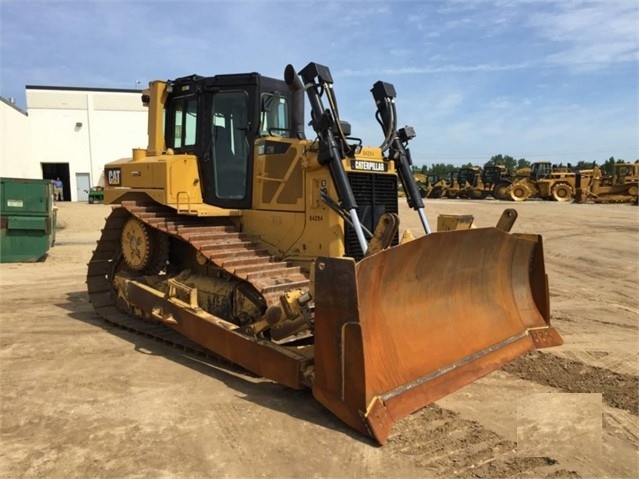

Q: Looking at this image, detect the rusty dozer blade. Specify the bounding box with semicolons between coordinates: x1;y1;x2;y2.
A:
311;227;562;445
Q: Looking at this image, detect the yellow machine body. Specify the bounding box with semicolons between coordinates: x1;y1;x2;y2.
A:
106;141;390;271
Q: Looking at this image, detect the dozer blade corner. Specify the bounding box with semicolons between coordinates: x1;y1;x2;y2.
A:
87;61;563;445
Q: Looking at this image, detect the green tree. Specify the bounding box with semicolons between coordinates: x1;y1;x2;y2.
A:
603;157;617;175
487;154;503;166
575;161;596;170
516;158;530;170
488;154;524;172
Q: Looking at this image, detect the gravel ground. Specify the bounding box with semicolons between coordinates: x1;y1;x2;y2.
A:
1;199;637;478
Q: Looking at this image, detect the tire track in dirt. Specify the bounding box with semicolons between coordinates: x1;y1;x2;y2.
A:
208;402;272;476
553;312;637;331
552;349;638;377
501;351;638;415
604;408;639;445
386;405;580;478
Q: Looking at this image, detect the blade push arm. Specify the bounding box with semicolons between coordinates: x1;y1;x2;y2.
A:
371;81;431;234
298;62;369;254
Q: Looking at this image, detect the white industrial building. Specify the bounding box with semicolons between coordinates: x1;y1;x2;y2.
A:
0;86;147;202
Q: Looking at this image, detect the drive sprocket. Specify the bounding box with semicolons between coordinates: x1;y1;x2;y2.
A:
121;217;168;273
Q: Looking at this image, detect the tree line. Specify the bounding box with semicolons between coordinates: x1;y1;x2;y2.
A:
413;155;638;178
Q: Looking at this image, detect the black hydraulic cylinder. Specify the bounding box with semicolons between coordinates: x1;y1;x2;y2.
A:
371;82;423;210
298;62;358;212
391;140;425;211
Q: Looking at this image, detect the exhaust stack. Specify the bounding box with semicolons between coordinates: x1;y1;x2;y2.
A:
284;64;306;139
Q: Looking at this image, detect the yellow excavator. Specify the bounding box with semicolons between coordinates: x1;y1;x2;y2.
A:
87;62;563;444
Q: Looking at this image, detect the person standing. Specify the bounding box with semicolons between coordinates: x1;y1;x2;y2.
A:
53;177;63;201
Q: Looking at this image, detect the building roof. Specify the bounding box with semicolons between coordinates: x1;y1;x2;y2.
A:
25;85;143;94
0;96;27;115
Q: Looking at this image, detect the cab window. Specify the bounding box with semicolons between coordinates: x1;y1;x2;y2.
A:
259;93;288;136
171;97;197;148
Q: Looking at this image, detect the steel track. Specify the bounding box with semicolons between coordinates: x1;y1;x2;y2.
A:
86;200;310;357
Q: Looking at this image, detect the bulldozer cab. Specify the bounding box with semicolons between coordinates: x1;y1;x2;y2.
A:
614;163;639;185
162;74;298;210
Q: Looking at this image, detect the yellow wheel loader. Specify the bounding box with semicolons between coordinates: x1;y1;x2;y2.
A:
87;62;563;444
508;161;593;202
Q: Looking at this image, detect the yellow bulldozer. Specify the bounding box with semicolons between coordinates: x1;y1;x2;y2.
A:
574;163;639;204
88;62;562;444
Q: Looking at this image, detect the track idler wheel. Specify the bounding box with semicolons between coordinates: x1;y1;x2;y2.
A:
121;218;169;273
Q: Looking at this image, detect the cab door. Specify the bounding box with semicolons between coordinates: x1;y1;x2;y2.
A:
201;88;255;209
211;91;250;202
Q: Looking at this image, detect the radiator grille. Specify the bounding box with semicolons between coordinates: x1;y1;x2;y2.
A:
345;172;399;260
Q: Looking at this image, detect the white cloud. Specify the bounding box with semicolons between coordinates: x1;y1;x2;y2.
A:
527;1;639;68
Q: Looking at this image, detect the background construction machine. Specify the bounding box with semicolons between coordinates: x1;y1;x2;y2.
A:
88;61;562;444
574;163;639;204
508;161;590;202
425;174;449;198
456;166;485;199
408;173;446;199
457;165;512;200
484;164;513;200
438;170;462;198
433;165;510;200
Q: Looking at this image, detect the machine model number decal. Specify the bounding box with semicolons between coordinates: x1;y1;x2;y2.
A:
106;169;121;186
358;149;376;157
351;160;387;172
309;215;324;222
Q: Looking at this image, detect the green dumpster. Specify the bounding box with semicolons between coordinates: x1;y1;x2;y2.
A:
0;177;57;263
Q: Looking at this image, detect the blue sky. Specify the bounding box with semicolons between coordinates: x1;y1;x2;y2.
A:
1;0;637;167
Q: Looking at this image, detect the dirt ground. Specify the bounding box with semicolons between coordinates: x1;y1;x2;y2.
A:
1;198;637;479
